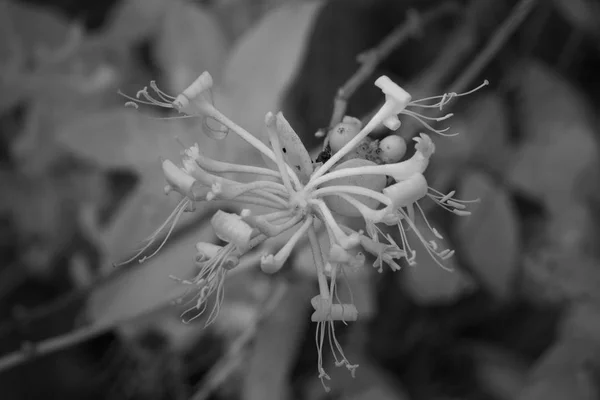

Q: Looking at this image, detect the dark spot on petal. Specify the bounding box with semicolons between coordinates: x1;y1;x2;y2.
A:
282;147;287;153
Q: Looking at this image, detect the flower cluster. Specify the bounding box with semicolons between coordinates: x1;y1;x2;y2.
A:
121;71;486;391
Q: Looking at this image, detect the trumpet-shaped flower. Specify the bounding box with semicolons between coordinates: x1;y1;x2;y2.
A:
120;71;485;390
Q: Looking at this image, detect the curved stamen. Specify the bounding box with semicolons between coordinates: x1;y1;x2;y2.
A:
115;198;190;266
401;110;456;136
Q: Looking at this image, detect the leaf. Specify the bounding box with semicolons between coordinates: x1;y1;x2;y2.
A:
88;223;213;324
242;279;313;400
454;170;520;300
0;2;77;112
514;303;600;399
211;0;294;41
55;109;197;170
0;1;73;65
100;173;184;264
94;0;167;48
428;93;510;197
401;219;475;305
154;0;229;93
516;337;600;400
469;343;528;400
216;1;324;151
552;0;600;38
521;245;600;305
508;61;600;214
464;93;511;173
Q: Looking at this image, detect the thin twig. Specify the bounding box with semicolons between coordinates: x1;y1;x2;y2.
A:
189;278;289;400
317;1;460;138
359;0;537;141
0;298;173;374
448;0;538;95
0;249;264;374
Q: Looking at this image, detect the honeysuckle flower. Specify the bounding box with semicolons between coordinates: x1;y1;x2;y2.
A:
120;71;486;390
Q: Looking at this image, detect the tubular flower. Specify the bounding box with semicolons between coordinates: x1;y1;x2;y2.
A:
120;71;485;390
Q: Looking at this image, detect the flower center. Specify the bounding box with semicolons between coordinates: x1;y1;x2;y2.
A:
289;190;310;214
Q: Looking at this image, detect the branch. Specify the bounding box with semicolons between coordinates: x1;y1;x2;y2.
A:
0;207;257;374
405;0;538;140
448;0;538;95
0;298;173;374
317;1;461;138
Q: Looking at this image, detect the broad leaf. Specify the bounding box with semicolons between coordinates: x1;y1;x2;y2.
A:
217;1;324;156
454;170;520;300
154;0;228;92
56;109;202;170
94;0;166;48
508;61;600;214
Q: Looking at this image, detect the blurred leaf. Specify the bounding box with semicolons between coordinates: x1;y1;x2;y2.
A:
401;219;476;305
455;170;520;300
87;223;213;324
0;1;80;112
56;109;193;170
211;0;295;41
516;336;600;400
508;61;600;214
0;1;72;65
216;1;323;152
100;175;183;263
465;93;511;173
521;247;600;305
242;280;312;400
514;303;600;399
94;0;167;48
469;343;528;400
154;0;228;92
552;0;600;38
429;93;510;197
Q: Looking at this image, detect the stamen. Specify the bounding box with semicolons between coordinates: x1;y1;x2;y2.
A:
401;110;457;136
176;244;239;325
149;81;177;102
415;202;443;240
137;87;174;108
408;80;489;108
311;294;359;391
397;208;453;272
118;90;169;108
115;198;190;266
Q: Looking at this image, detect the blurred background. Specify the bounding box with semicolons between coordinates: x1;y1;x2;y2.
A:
1;0;600;399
